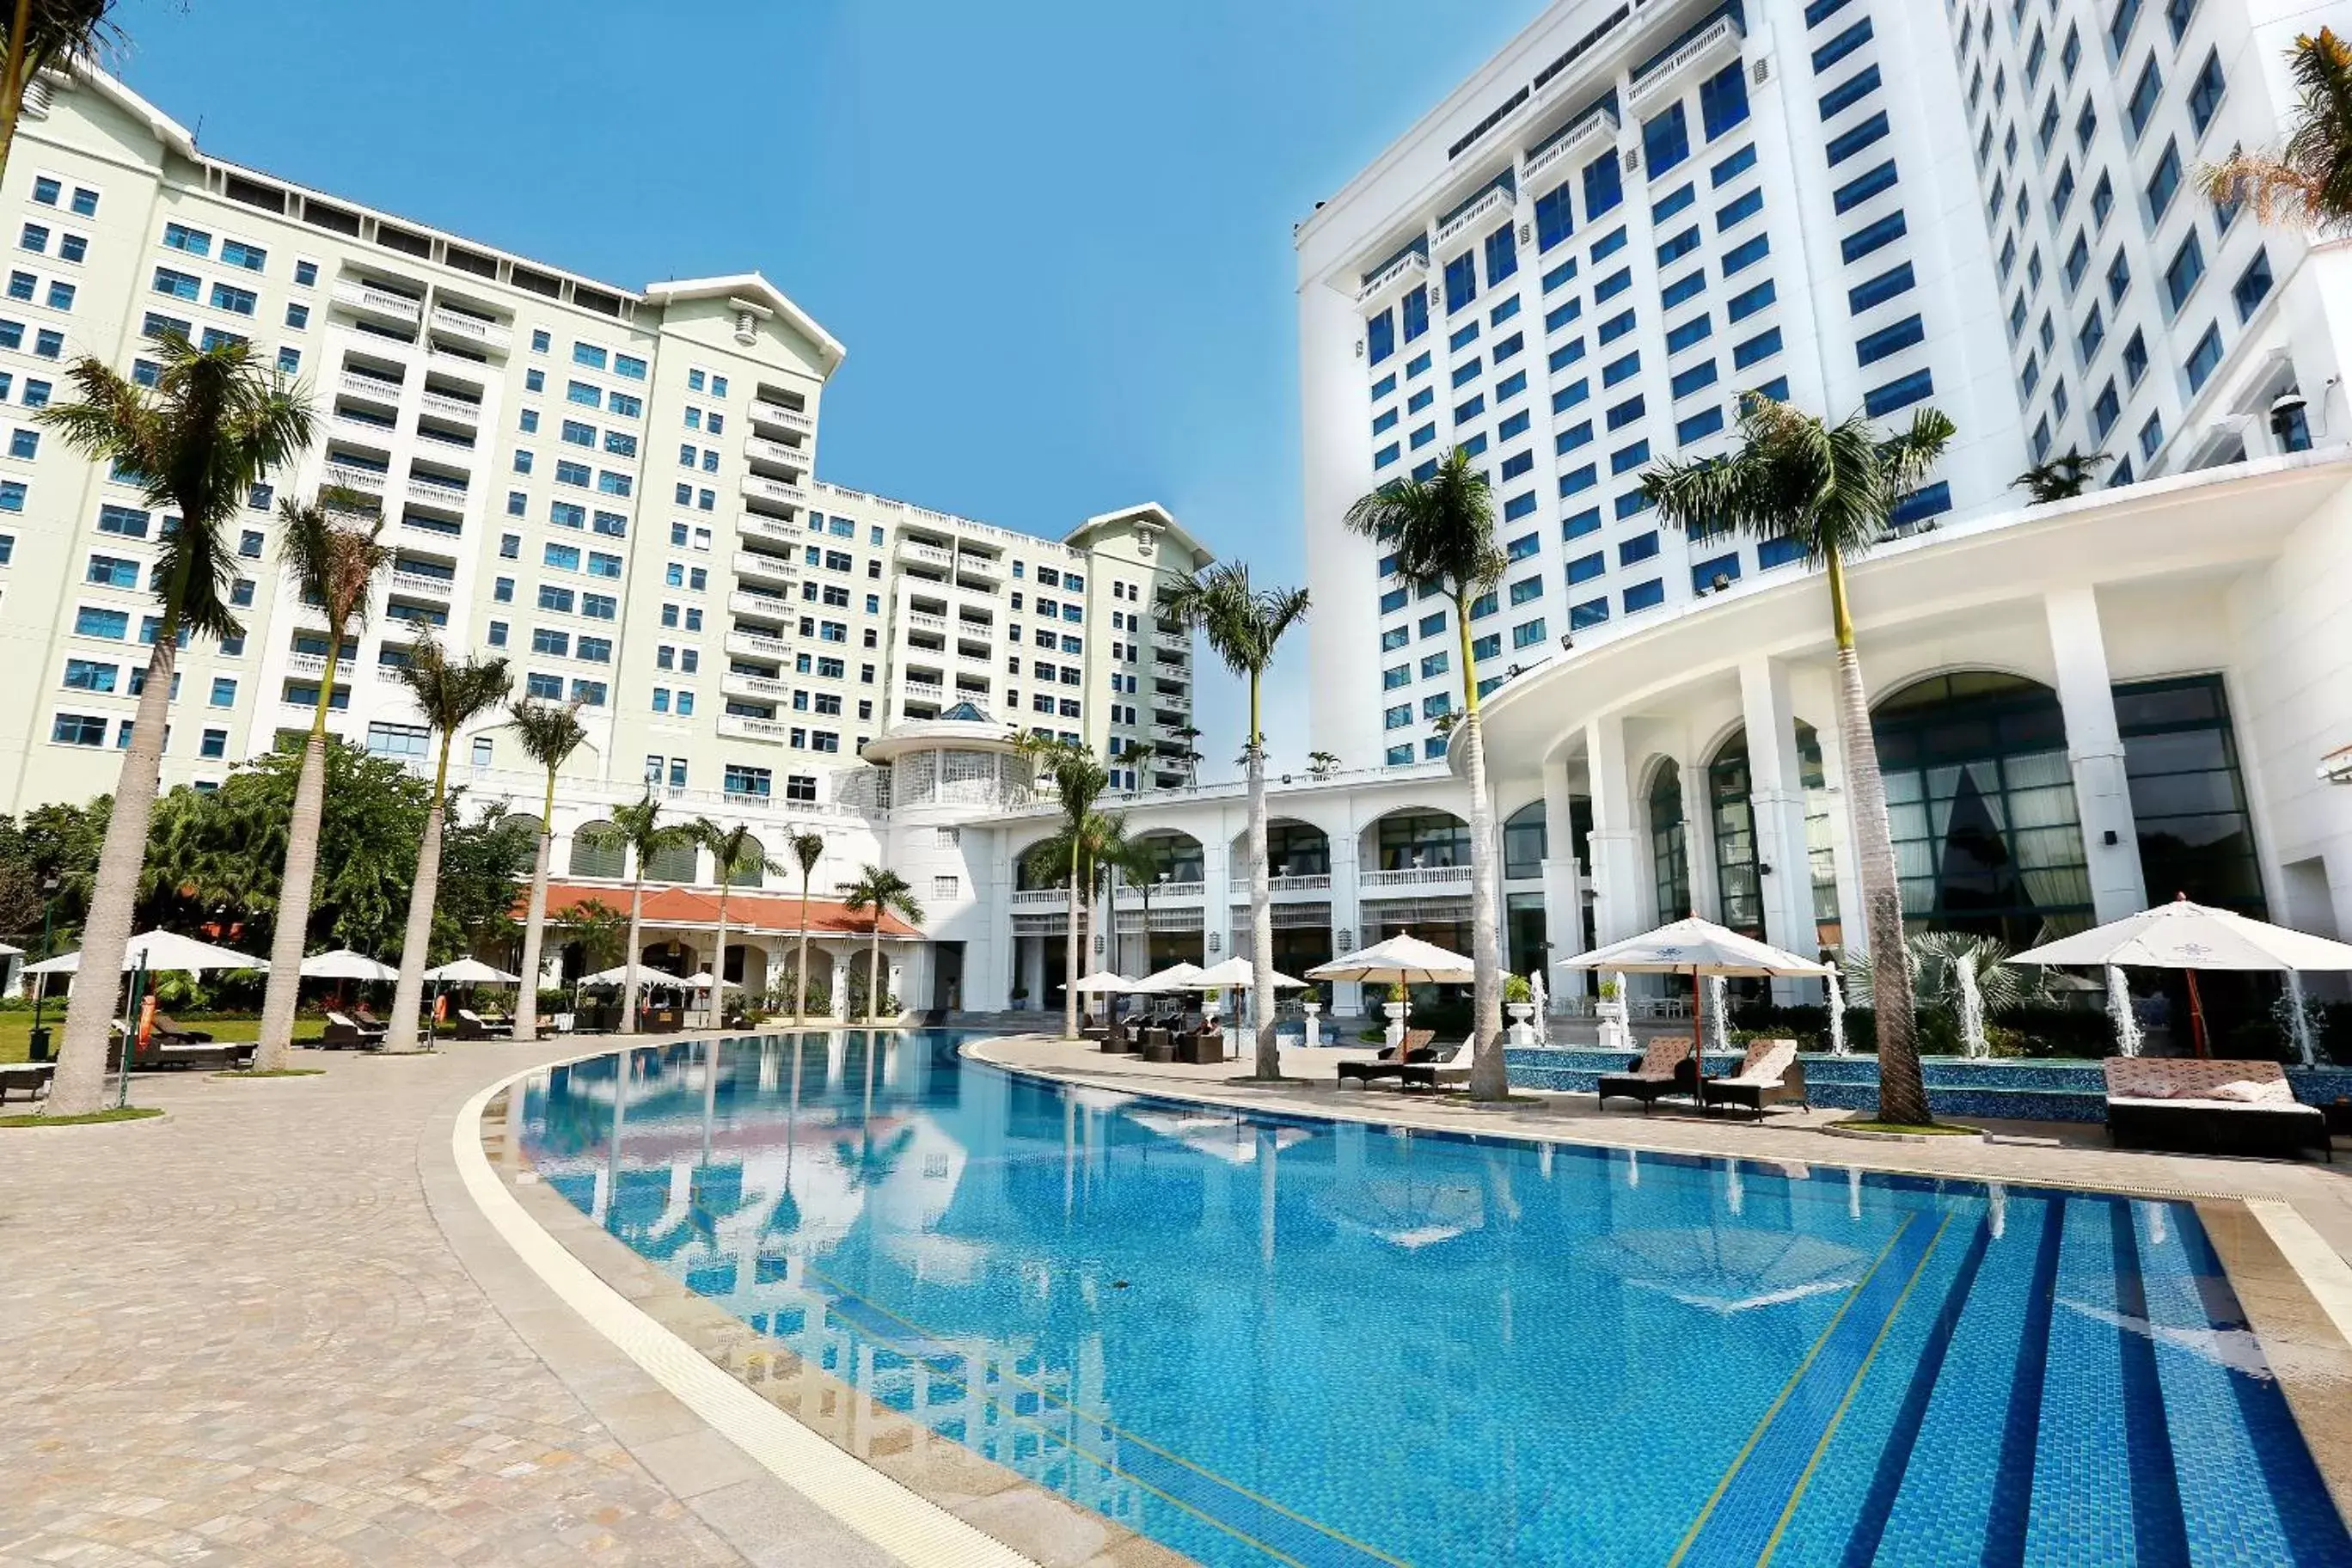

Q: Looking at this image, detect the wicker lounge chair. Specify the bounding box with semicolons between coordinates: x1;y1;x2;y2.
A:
322;1010;387;1049
1337;1030;1445;1087
0;1061;53;1103
2103;1057;2328;1161
1173;1023;1225;1065
1700;1038;1808;1118
150;1014;213;1044
453;1008;493;1041
1597;1037;1699;1111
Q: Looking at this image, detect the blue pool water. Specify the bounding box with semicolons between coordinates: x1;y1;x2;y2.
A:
517;1031;2352;1567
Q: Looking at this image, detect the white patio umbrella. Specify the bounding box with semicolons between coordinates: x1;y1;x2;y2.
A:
679;971;741;990
26;929;268;975
297;948;399;982
1194;957;1310;990
2009;895;2352;1059
1560;918;1830;1084
1133;961;1212;995
422;958;521;984
1307;934;1475;1029
579;965;683;989
1072;969;1132;1023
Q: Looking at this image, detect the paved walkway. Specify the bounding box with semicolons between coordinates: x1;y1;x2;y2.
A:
0;1041;885;1568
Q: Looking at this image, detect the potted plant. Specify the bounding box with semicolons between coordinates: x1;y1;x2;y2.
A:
1504;973;1535;1045
1010;984;1030;1012
1298;983;1323;1046
1308;750;1340;780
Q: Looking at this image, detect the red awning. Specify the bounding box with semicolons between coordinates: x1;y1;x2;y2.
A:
524;881;922;938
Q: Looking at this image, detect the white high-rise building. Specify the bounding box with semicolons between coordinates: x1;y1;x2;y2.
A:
0;65;1202;818
1297;0;2352;769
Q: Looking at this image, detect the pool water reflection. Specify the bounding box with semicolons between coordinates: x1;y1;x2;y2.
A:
517;1031;2352;1568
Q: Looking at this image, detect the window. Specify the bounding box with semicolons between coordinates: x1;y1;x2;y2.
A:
2184;322;2223;389
1644;102;1690;175
2139;410;2165;460
1865;367;1935;416
1722;234;1770;275
2109;0;2143;53
209;283;256;316
1854;315;1923;365
52;713;105;746
1847;264;1913;314
2146;141;2182;220
1841;211;1907;263
1825;111;1890;166
1733;328;1784;369
69;187;95;217
2092;172;2115;227
73;606;128;639
1811;17;1871;74
1820;66;1882;121
2232;248;2273;322
151;266;199;300
1660;273;1704;311
2126;57;2163;138
2186;51;2225;134
2164;232;2204;311
1623;579;1666;614
2092;379;2122;439
1443;250;1477;315
1700;61;1749;140
2106;249;2131;304
2078;303;2106;363
2122;328;2149;386
1833;161;1897;214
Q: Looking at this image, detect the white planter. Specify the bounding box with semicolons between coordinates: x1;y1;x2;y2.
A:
1596;998;1632;1054
1302;1001;1322;1049
1506;1001;1535;1047
1383;1000;1407;1049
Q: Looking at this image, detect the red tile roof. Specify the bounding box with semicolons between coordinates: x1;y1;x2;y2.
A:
530;881;922;938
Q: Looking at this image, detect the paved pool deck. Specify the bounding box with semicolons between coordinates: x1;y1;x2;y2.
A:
7;1028;2352;1566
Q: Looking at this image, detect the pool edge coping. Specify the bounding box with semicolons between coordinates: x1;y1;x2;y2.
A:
449;1047;1045;1568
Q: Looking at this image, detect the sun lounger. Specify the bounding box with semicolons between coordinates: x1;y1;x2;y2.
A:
322;1010;387;1050
1101;1019;1136;1054
453;1008;493;1041
1173;1024;1224;1065
150;1014;213;1044
1338;1032;1456;1088
2104;1057;2328;1161
1598;1037;1699;1111
103;1032;257;1073
1700;1038;1808;1118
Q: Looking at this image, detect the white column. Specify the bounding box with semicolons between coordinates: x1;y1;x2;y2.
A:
1327;826;1364;1018
1680;750;1717;922
829;954;851;1020
886;959;904;1016
1202;833;1233;966
1541;756;1587;1003
1585;715;1644;946
1741;656;1826;996
2045;587;2149;922
1807;683;1871;962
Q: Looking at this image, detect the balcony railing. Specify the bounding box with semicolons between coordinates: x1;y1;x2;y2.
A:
1435;181;1512;248
725;629;791;660
1115;879;1205;902
903;678;945;701
744;434;811;470
1359;865;1473;889
390;570;454;597
324;461;388;493
733;548;797;583
955;551;1003;578
429;306;511;351
900;539;953;567
742;473;807;508
333;279;422;322
1009;889;1063;909
406;472;468;507
750;398;813;432
285;652;327;677
730;591;793;622
1356;249;1430;308
717;714;792;743
420;389;482;422
903;609;947;632
1523;103;1620;184
1228;873;1333;893
738;513;799;546
339;371;402;402
722;670;790;701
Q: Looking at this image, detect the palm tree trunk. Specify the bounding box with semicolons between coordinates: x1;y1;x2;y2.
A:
1456;606;1507;1102
48;631;178;1114
1063;867;1081;1040
383;738;454;1053
620;874;646;1034
511;769;557;1042
868;926;884;1023
1246;677;1278;1080
794;877;812;1023
0;9;35;189
710;884;731;1031
257;650;342;1070
1826;547;1928;1124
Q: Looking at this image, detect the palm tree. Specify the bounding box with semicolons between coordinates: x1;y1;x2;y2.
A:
382;640;511;1052
695;819;782;1026
2012;447;2112;503
2202;29;2352;232
580;794;696;1034
1164;560;1310;1080
1026;741;1109;1039
1343;449;1508;1100
1023;806;1127;1020
506;699;588;1041
1104;831;1167;979
37;336;312;1112
786;830;826;1020
0;2;120;181
251;492;389;1070
838;865;923;1022
1639;392;1956;1126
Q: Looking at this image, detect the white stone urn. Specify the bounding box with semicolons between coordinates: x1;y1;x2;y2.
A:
1596;994;1632;1055
1383;1000;1408;1049
1506;1001;1536;1047
1302;1000;1322;1049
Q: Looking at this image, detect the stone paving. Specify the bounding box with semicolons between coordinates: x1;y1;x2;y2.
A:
0;1042;775;1568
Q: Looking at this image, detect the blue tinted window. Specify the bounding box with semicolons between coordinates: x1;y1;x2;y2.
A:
1847;264;1914;314
1564;507;1602;540
1855;314;1925;364
1623;579;1665;613
1643;103;1690;175
1826;111;1891;165
1840;211;1907;263
1722;235;1771;275
1833;161;1898;214
1535;183;1575;251
1657;227;1700;266
1661;271;1706;310
1557;420;1593;454
1665;315;1713;354
1864;368;1935;416
1669;360;1718;399
1888;481;1952;527
1546;297;1583;333
1700;62;1750;140
1717;188;1764;230
1605;396;1645;431
1652;183;1695;223
1583;152;1623;219
1553;379;1589;413
1733;328;1784;369
1712;144;1757;186
1812;17;1872;72
1676;406;1726;444
1485;224;1518;287
1819;65;1882;120
1543;258;1579;294
1567;550;1605;585
1571;597;1610;629
1367;309;1394;364
1443;251;1478;314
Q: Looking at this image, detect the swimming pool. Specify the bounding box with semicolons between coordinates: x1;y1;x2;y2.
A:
517;1031;2352;1567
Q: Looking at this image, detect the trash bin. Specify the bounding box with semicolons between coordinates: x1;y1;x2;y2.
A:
27;1027;52;1061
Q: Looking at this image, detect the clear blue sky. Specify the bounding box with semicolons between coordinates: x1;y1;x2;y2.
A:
113;0;1537;766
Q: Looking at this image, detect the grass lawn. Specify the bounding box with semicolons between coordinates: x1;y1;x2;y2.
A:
0;1014;328;1065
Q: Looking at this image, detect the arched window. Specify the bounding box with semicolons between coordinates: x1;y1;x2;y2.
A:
1872;671;2092;945
724;833;767;888
1134;831;1205;885
1707;725;1846;950
568;821;622;879
1503;802;1547;880
1648;761;1691;922
1263;821;1330;877
645;836;699;884
1374;810;1471;869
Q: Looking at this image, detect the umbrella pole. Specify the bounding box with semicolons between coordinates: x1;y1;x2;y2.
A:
1690;970;1704;1105
2184;969;2209;1059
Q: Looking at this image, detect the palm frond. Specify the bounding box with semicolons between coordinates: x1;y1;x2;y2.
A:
394;638;512;735
506;698;588;775
838;863;925;927
1343;446;1504;599
2202;30;2352;234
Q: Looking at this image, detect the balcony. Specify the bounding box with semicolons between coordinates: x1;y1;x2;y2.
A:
730;591;793;623
899;538;953;568
1356;249;1430;310
1359;865;1474;890
323;461;388;495
903;609;947;634
718;714;791;743
955;550;1003;580
903;677;945;703
405;471;469;509
722;670;791;702
750;397;814;434
339;370;402;405
430;305;511;352
420;388;482;425
1435;181;1513;249
1522;103;1620;185
738;513;799;547
1114;879;1205;903
741;473;806;511
285;651;327;678
333;279;423;325
1229;873;1332;894
1626;10;1745;113
744;434;811;474
1009;889;1063;910
2325;742;2352;783
733;548;798;585
390;570;453;597
725;629;791;660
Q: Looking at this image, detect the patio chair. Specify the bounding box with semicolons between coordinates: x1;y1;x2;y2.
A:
354;1004;389;1030
1173;1022;1224;1065
453;1008;493;1041
1337;1030;1444;1087
1101;1018;1136;1054
150;1014;213;1044
0;1061;53;1104
1700;1038;1808;1118
1597;1037;1700;1112
1140;1026;1176;1063
322;1010;386;1050
2103;1058;2329;1161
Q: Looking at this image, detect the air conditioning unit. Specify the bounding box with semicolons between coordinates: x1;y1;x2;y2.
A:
1623;147;1641;173
1751;56;1772;86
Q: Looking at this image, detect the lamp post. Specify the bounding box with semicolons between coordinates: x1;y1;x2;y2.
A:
28;874;58;1060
